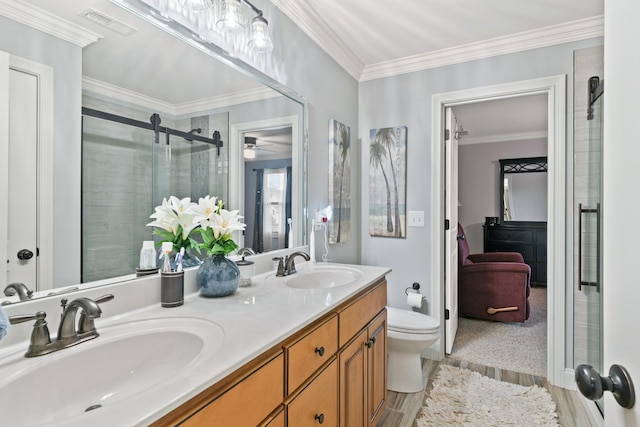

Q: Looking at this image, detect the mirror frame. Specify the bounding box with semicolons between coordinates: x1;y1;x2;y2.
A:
499;156;548;225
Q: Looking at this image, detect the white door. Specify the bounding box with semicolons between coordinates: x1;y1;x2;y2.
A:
6;67;38;288
444;107;459;354
600;2;640;424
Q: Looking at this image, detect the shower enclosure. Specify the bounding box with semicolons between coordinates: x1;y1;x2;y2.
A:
574;70;604;414
81;107;228;283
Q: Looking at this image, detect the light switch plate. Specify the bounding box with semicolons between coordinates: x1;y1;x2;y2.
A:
408;211;425;227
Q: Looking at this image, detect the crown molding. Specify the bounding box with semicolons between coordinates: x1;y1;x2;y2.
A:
0;0;101;47
458;130;548;146
360;16;604;82
83;76;281;118
270;0;364;80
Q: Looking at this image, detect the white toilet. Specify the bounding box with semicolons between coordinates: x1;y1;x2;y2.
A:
386;306;440;393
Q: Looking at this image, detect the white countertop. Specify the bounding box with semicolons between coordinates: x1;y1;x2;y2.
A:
0;260;390;426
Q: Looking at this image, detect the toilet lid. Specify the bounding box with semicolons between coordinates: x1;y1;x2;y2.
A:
386;306;439;333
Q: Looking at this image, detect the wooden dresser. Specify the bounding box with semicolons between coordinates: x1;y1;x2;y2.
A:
483;223;547;286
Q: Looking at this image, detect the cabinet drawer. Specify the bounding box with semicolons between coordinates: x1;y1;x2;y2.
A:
287;315;338;393
182;353;283;427
486;228;533;243
338;280;387;347
287;359;338;427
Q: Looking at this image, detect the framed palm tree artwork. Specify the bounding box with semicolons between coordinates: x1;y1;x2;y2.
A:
369;126;407;238
328;119;351;244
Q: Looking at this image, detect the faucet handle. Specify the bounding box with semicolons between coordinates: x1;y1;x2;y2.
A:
272;257;285;277
9;311;46;325
78;294;114;334
93;294;115;305
9;311;52;356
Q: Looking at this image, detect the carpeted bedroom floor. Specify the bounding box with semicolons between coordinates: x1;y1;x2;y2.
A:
448;286;547;377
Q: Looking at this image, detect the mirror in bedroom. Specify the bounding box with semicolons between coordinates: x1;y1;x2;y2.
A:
500;157;548;223
0;0;307;303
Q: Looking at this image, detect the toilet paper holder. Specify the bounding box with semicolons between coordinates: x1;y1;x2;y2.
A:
404;282;426;299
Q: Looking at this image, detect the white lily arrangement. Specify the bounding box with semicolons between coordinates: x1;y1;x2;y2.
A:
192;196;246;256
147;195;246;256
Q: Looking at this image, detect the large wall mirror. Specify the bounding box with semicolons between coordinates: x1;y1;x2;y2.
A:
499;157;548;223
0;0;307;304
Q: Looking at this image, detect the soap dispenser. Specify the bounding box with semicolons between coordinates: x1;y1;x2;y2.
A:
235;248;255;287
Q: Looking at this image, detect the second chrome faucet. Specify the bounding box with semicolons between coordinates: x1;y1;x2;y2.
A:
273;251;311;277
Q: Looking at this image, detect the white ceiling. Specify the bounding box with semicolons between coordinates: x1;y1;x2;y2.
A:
273;0;602;142
301;0;603;67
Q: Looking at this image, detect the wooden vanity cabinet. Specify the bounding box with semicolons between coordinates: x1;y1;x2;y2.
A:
153;278;387;427
338;285;387;427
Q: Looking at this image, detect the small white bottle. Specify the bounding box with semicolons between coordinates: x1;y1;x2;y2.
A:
139;241;157;269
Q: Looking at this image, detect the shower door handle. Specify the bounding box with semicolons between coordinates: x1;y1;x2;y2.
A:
578;203;600;292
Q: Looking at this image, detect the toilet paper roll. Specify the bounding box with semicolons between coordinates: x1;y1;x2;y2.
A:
407;291;423;308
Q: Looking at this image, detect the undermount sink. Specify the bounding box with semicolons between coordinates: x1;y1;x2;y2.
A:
0;317;224;426
280;264;364;289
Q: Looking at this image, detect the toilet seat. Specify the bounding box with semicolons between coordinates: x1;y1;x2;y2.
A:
386;306;439;334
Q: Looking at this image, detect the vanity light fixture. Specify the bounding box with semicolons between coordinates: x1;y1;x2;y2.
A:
177;0;273;53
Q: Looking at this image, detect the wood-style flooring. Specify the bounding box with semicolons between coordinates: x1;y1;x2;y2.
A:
376;357;600;427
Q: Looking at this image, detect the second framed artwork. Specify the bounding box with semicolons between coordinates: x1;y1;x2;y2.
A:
369;126;407;238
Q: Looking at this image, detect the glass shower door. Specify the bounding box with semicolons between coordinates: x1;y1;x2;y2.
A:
575;75;604;414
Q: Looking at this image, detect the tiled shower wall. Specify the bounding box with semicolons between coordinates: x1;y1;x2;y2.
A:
573;46;604;369
81;95;228;282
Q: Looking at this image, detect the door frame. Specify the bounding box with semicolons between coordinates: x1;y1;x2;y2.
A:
430;75;570;387
0;52;53;290
229;115;301;249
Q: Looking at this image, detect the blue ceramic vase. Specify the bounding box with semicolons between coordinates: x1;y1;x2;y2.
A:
197;254;240;297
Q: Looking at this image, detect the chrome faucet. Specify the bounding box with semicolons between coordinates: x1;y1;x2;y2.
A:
8;294;114;357
4;282;34;301
285;251;310;275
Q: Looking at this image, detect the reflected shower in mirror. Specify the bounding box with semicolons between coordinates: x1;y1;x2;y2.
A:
500;157;548;223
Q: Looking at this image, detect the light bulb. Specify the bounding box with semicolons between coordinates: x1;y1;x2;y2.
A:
217;0;245;33
248;15;273;53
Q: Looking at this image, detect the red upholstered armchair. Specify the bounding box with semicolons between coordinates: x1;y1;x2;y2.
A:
458;224;531;323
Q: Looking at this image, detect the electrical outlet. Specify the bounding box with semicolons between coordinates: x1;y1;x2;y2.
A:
408;211;425;227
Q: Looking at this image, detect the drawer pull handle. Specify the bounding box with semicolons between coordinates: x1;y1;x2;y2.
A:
314;413;325;424
365;337;376;348
314;346;325;357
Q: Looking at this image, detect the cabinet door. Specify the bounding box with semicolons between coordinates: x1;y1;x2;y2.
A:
288;359;338;427
367;311;387;427
339;329;367;427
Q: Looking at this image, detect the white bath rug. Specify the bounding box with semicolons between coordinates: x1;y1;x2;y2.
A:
416;365;559;427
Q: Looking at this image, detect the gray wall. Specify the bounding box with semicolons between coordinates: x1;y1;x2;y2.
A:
0;16;82;287
359;38;603;311
458;139;547;254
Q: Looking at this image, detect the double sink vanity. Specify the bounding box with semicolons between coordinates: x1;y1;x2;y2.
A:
0;251;390;426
